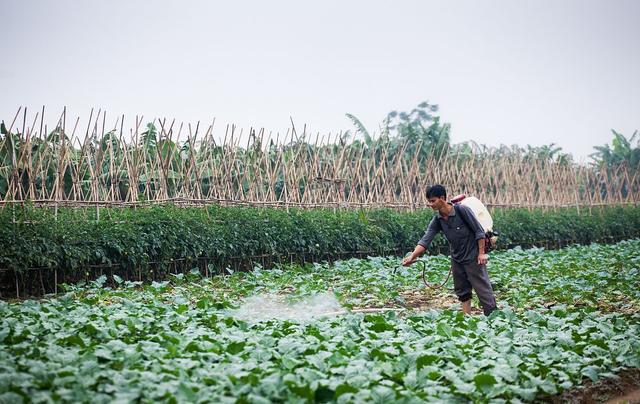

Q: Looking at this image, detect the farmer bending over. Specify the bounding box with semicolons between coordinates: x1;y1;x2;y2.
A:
402;184;497;316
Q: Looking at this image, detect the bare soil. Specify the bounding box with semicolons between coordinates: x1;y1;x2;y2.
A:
397;288;484;314
546;368;640;404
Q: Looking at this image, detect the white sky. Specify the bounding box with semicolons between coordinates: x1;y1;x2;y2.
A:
2;0;639;161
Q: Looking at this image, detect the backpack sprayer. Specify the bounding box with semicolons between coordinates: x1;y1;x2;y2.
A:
393;194;498;289
451;194;498;251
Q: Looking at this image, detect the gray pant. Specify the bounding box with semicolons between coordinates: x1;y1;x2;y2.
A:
451;260;497;316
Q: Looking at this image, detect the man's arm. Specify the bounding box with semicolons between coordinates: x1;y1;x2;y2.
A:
477;238;488;265
402;217;439;266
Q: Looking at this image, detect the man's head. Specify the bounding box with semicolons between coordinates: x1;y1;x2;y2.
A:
426;184;447;210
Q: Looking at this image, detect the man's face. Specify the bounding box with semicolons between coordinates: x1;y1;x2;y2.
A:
428;196;446;210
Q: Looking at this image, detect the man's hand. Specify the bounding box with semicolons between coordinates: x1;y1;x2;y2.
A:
402;254;417;266
477;253;488;265
403;245;426;266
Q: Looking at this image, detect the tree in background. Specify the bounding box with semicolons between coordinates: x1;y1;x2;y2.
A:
589;130;639;199
346;101;451;161
345;101;576;167
591;130;640;169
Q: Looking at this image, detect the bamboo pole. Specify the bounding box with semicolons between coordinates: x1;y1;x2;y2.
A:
3;107;639;210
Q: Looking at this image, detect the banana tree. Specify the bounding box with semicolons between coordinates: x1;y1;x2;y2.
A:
591;130;640;169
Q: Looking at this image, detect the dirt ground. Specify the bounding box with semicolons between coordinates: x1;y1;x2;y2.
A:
546;368;640;404
397;288;484;314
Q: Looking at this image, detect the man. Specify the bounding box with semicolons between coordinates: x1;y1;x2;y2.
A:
402;184;497;316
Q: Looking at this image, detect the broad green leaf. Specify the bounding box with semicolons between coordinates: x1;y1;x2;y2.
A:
474;373;497;393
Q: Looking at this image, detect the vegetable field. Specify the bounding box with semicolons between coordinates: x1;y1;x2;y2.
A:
1;239;639;402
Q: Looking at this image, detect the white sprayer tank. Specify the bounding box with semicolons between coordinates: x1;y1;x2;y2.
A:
452;195;493;232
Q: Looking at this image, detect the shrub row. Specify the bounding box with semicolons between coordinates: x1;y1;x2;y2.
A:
2;205;639;278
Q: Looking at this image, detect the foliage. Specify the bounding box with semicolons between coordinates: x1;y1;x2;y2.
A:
345;101;451;161
384;101;451;160
344;101;577;167
1;205;640;287
191;239;640;314
489;239;640;312
492;206;640;247
1;240;639;402
591;129;640;169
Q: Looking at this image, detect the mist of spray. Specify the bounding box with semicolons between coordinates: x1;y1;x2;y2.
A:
229;292;345;323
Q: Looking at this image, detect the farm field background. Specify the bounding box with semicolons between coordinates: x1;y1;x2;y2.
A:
3;1;640;402
1;239;639;402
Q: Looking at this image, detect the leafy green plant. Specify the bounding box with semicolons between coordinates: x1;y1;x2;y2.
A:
1;239;639;402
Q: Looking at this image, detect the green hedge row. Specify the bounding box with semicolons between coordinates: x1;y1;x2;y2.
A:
2;205;639;278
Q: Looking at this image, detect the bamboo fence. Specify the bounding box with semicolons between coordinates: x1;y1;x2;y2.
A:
1;107;638;210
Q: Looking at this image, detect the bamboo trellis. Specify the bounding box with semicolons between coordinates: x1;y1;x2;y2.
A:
1;107;638;210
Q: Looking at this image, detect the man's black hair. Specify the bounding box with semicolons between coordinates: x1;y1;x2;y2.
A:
426;184;447;199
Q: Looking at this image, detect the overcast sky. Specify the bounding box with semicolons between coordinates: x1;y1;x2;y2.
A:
2;0;639;161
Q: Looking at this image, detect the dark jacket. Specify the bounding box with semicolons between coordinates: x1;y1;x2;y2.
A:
418;203;486;264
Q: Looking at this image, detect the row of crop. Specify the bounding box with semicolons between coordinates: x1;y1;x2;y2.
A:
2;205;639;277
2;242;640;401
